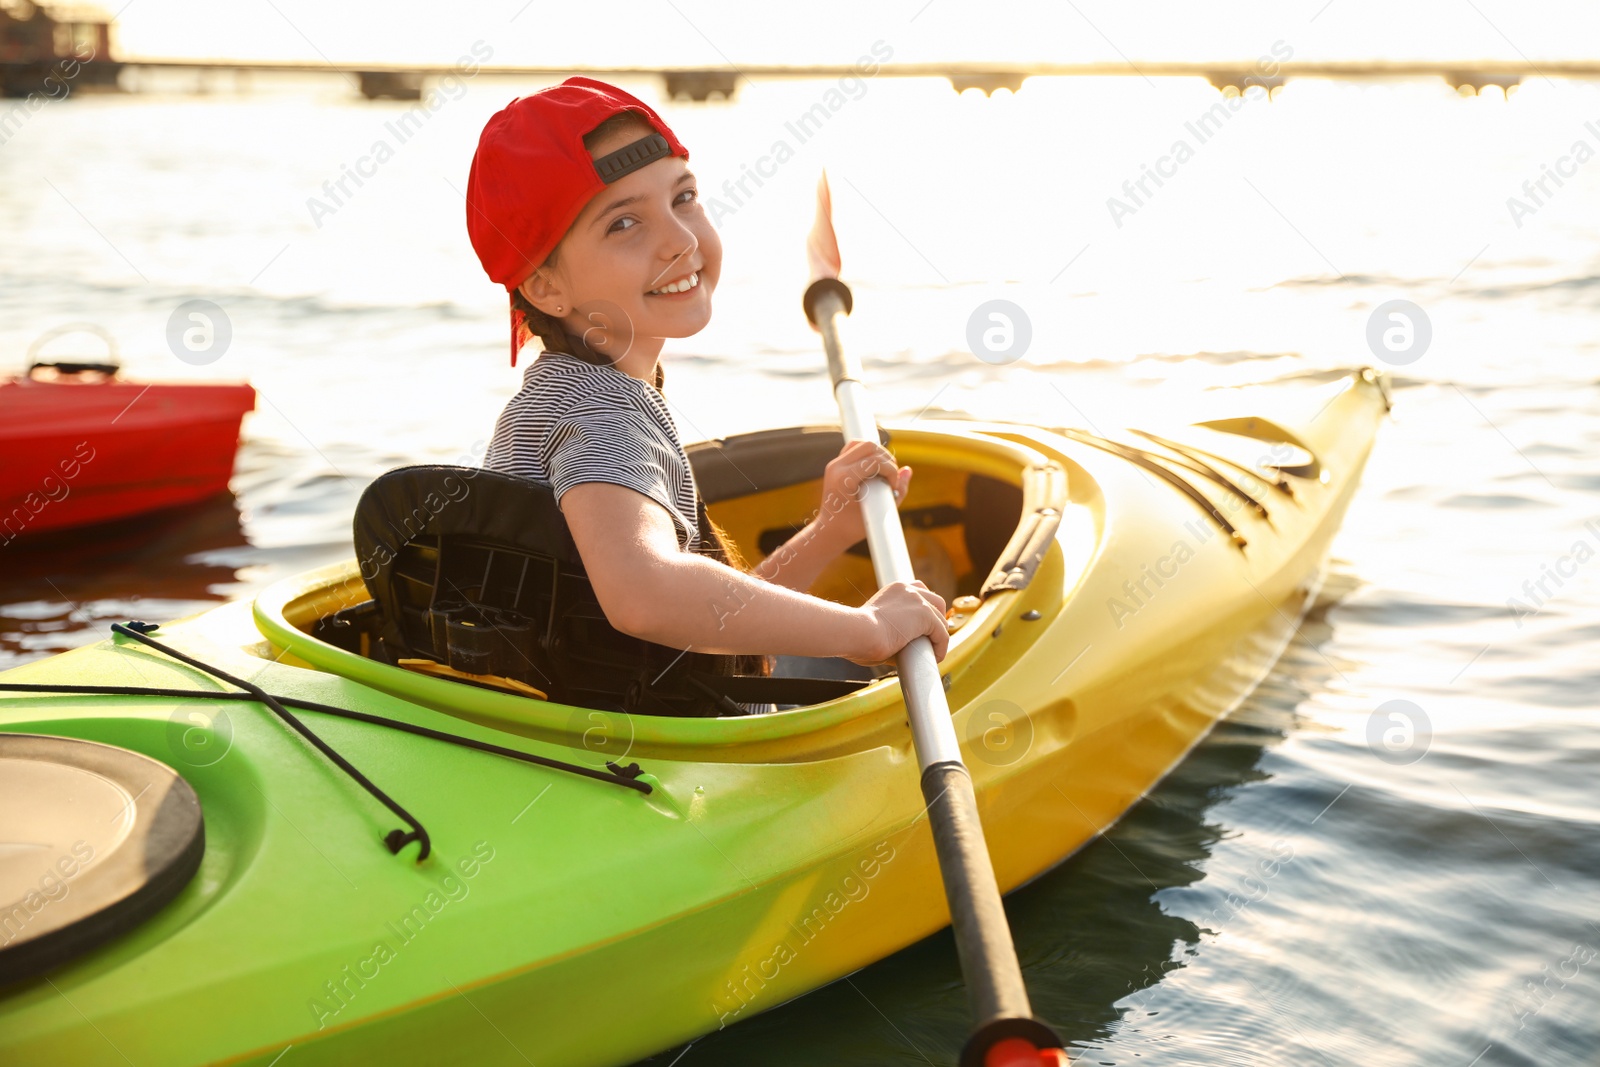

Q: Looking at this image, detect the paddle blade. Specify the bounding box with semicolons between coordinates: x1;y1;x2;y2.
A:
806;169;842;282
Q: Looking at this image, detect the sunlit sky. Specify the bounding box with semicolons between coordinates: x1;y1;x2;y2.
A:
87;0;1600;65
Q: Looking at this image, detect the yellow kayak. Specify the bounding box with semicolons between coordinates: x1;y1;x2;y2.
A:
0;367;1387;1066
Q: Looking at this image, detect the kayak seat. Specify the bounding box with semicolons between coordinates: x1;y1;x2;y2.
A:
346;464;872;717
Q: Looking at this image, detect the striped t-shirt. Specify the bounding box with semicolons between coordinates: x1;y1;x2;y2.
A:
483;349;703;552
482;348;777;716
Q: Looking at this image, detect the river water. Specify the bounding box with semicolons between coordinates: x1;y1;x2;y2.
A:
2;56;1597;1067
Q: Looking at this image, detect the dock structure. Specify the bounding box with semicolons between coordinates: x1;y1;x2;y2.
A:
0;0;117;97
15;56;1600;103
3;5;1597;102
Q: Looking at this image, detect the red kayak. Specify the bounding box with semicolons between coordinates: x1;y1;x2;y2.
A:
0;362;255;543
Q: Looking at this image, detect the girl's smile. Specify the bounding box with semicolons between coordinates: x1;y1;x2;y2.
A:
646;269;701;297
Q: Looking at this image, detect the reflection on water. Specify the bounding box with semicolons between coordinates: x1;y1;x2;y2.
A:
0;492;249;662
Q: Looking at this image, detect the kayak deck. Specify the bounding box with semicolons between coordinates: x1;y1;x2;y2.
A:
0;370;1388;1067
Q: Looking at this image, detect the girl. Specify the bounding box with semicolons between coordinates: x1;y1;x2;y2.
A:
464;78;948;710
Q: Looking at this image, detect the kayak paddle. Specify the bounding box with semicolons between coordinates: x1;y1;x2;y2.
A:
800;169;1069;1067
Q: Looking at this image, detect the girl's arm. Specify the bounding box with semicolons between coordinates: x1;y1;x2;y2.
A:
561;481;948;664
750;440;912;594
748;515;854;594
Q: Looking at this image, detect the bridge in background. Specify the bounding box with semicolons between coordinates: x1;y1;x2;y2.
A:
5;0;1595;101
85;58;1600;101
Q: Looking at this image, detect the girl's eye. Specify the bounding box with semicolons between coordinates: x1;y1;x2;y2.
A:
608;189;700;234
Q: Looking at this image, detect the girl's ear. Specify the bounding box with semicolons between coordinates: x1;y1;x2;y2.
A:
518;270;566;317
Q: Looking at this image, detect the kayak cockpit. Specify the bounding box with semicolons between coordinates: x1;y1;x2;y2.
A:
250;424;1071;754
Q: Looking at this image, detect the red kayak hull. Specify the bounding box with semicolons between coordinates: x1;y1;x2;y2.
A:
0;376;256;542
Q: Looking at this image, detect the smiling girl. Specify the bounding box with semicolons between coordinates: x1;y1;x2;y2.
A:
464;78;947;711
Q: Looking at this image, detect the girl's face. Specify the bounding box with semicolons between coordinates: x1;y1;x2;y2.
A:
526;121;721;352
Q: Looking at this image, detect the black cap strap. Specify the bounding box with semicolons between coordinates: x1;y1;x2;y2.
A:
592;132;672;184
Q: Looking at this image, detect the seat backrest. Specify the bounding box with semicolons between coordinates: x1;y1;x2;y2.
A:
351;464;736;715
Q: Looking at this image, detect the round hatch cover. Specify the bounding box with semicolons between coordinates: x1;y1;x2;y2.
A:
0;733;205;984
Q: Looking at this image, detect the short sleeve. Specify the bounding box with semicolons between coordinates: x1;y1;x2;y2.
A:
546;410;696;549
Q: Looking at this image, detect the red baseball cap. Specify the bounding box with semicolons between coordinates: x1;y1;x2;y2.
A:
465;76;690;366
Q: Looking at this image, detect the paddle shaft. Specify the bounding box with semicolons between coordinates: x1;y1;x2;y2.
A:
804;278;1045;1051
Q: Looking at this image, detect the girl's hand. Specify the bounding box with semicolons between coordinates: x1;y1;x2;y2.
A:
844;579;948;666
814;440;911;551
